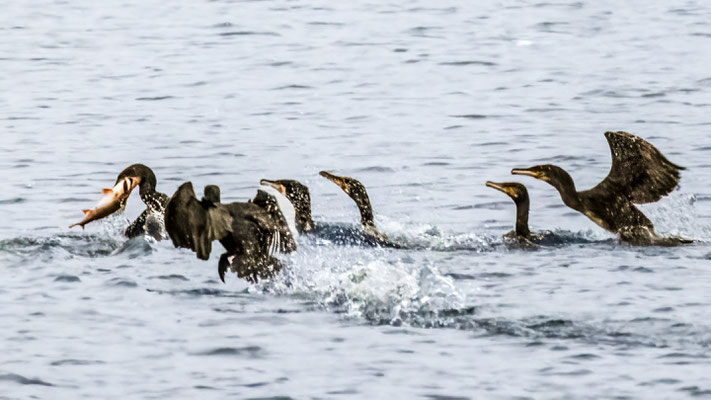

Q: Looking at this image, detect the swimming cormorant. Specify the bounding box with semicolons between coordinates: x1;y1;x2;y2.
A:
114;164;169;240
165;182;297;283
318;171;400;248
260;176;402;248
511;131;689;246
259;179;314;233
485;181;532;239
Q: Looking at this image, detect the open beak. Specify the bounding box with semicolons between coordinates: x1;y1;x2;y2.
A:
511;168;541;179
128;176;140;193
260;179;287;196
111;176;140;212
319;171;349;191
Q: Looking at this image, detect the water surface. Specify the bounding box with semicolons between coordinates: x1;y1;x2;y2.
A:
2;1;711;398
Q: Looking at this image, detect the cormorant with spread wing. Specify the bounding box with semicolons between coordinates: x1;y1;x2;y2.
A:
165;182;296;283
511;131;690;246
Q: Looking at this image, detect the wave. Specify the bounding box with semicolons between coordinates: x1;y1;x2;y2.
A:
642;192;710;241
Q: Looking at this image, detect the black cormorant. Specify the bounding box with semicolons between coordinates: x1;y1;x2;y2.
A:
485;181;532;239
259;179;314;233
318;171;400;248
260;176;402;248
165;182;296;283
115;164;169;240
511;131;690;246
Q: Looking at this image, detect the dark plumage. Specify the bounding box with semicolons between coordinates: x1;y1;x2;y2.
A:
115;164;169;239
319;171;401;248
260;175;402;248
485;181;531;238
165;182;296;283
511;131;690;246
260;179;314;233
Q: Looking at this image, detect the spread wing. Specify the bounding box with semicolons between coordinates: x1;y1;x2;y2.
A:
591;131;684;204
225;202;296;254
165;182;233;260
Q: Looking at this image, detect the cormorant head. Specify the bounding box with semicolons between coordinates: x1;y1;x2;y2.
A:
203;185;220;202
485;181;529;206
260;179;314;232
116;164;158;199
201;185;221;207
486;181;531;237
319;171;369;205
511;164;574;190
319;171;375;227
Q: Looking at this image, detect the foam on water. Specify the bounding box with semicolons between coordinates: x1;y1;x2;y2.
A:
262;244;465;326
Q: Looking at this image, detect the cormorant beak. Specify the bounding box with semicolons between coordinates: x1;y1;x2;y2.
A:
319;171;350;194
511;168;545;180
260;179;287;196
485;181;512;196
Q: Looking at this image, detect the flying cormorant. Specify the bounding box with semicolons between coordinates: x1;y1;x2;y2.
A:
511;131;690;246
164;182;297;283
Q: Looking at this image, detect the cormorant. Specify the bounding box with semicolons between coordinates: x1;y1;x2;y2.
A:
318;171;400;248
511;131;690;246
260;176;402;248
485;181;532;239
114;164;169;240
258;179;314;233
164;182;297;283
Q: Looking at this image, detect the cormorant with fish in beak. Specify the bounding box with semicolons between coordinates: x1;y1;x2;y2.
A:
69;163;167;239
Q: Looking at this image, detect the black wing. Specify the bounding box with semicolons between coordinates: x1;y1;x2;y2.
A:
165;182;233;260
590;131;684;204
225;202;296;254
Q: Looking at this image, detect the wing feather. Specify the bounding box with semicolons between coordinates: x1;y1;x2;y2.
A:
592;131;684;204
165;182;233;260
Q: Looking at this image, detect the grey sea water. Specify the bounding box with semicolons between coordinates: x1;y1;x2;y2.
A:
1;1;710;398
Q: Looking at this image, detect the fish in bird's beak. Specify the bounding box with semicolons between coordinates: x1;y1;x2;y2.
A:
68;176;140;229
259;179;287;196
319;171;350;193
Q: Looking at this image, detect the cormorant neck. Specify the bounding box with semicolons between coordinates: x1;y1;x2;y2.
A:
139;184;162;210
549;171;583;211
294;204;314;233
356;197;376;229
515;199;530;237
